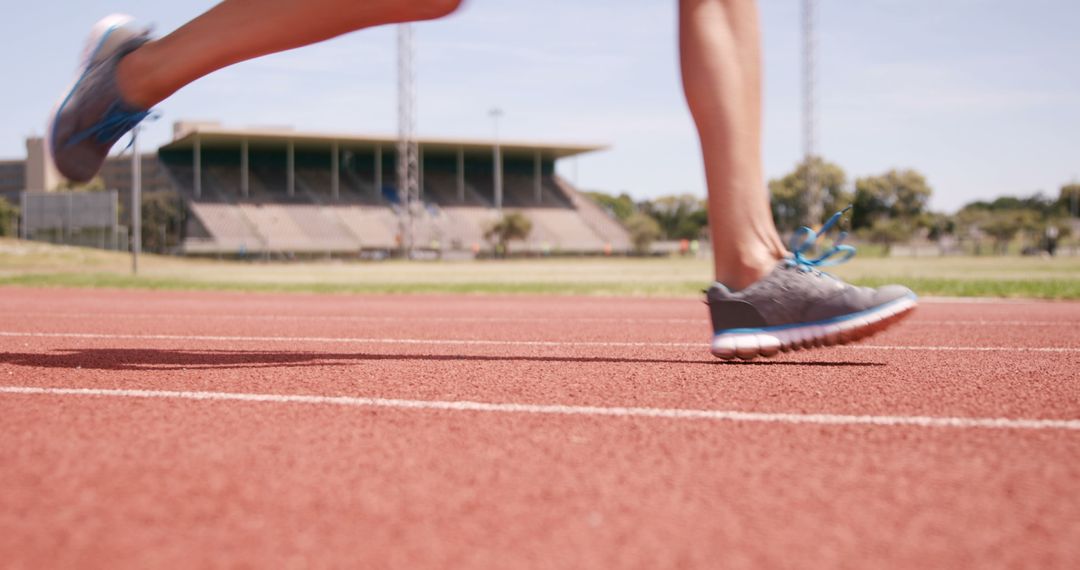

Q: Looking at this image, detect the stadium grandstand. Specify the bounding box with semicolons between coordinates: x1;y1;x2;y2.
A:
107;122;631;256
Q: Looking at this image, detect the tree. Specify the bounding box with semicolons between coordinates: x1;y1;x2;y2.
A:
639;194;708;240
967;192;1059;218
919;211;954;242
584;191;636;222
955;190;1074;254
484;211;532;257
953;207;991;254
865;218;914;254
624;212;661;255
767;157;850;232
977;209;1041;254
1060;183;1080;218
852;169;932;231
141;192;183;253
0;197;18;237
55;176;107;192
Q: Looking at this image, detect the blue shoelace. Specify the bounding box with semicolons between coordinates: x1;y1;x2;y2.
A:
785;206;857;273
66;101;152;148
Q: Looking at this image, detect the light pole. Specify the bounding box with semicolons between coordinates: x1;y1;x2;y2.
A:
489;107;503;211
130;126;142;275
802;0;821;226
397;23;418;258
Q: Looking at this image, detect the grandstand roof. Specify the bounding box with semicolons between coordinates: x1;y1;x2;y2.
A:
160;123;608;159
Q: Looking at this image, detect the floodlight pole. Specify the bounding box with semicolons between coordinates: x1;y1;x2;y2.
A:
396;23;419;258
802;0;821;226
131;127;142;275
489;107;503;211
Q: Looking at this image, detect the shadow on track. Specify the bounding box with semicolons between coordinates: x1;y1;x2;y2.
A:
0;348;883;370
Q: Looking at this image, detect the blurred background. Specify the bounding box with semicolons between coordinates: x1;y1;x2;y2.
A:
0;0;1077;296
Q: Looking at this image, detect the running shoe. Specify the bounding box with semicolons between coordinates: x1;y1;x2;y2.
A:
48;14;153;183
707;208;916;360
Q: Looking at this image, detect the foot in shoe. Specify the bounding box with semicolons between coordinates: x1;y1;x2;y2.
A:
48;14;153;183
707;208;917;360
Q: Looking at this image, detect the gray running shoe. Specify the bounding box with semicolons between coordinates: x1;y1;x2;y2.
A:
48;14;152;183
707;209;916;360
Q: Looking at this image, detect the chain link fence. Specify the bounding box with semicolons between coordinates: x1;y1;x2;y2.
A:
19;191;124;250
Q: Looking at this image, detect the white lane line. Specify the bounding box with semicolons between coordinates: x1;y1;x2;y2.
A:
0;312;703;325
2;385;1077;431
4;312;1078;327
0;331;1078;353
916;297;1058;305
0;331;695;348
849;344;1080;353
909;320;1079;327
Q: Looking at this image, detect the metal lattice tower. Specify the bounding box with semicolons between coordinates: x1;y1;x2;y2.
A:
802;0;821;226
397;24;419;257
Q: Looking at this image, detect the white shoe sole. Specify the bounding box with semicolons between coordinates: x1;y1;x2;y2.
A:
711;295;918;360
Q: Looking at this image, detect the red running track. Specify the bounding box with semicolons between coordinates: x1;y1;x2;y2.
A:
0;287;1078;568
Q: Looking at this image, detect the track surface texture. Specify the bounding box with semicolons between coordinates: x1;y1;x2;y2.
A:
1;287;1078;569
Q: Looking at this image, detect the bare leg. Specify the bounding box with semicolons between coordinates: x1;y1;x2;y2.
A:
680;0;787;290
116;0;462;108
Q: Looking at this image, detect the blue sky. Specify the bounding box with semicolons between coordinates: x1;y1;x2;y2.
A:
2;0;1077;212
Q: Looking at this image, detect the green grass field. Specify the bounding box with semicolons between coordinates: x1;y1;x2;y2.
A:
1;238;1078;299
